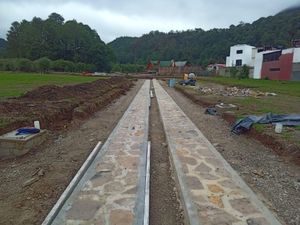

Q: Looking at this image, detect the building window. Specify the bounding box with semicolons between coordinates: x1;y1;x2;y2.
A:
236;59;242;66
236;50;243;54
270;68;280;71
263;51;282;62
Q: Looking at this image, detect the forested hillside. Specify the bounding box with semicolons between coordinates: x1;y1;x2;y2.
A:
3;13;114;71
109;7;300;66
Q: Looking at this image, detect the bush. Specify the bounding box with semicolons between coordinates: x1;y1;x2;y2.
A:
52;60;94;72
0;57;97;73
16;58;32;72
0;59;8;71
51;59;67;72
238;65;249;79
0;59;17;71
34;57;51;73
75;62;86;72
229;67;238;78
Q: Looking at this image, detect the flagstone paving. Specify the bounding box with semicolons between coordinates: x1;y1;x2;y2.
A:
153;79;282;225
51;80;150;225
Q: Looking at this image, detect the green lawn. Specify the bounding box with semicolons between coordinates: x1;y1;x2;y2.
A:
199;76;300;97
0;72;103;97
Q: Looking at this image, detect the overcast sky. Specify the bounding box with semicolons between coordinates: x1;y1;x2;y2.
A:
0;0;299;43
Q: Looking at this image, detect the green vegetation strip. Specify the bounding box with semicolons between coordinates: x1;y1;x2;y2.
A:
0;72;103;97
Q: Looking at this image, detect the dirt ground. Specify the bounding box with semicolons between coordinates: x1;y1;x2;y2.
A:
0;79;143;225
163;81;300;225
149;82;185;225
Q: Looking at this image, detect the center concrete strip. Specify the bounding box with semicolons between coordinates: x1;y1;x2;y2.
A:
48;80;150;225
153;79;282;225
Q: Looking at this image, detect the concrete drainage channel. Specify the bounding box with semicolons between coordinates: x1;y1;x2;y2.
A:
148;82;185;225
42;79;283;225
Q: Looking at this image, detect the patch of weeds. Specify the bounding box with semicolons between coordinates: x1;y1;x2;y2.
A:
281;130;292;140
253;124;265;133
0;117;11;128
294;126;300;131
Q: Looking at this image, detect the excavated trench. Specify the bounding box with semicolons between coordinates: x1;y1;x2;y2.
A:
149;81;185;225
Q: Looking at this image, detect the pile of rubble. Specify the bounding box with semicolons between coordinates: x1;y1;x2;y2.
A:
198;86;276;97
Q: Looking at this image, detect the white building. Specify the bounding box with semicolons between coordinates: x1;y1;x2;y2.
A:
226;44;256;67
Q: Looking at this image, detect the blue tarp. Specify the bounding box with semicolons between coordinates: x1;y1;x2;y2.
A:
231;113;300;134
16;127;40;135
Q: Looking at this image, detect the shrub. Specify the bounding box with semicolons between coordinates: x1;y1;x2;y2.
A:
238;65;249;79
35;57;51;73
229;67;238;78
16;58;32;72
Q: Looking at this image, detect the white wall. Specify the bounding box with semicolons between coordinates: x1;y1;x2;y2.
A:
226;56;230;67
293;48;300;63
226;44;256;67
253;52;263;79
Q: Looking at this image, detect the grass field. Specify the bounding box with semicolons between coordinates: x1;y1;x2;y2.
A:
0;72;103;97
199;76;300;97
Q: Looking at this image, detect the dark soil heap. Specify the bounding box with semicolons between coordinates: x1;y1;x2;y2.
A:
0;77;133;134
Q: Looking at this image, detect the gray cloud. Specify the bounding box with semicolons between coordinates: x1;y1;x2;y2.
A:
0;0;299;43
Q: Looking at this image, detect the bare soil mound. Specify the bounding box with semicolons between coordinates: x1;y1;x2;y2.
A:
0;77;133;135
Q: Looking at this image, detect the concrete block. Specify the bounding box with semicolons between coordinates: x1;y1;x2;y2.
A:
0;129;47;159
215;103;238;114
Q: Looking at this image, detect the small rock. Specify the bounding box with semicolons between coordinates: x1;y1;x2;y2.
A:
252;169;264;178
247;218;259;225
23;177;39;187
162;142;168;147
37;169;45;177
15;203;23;208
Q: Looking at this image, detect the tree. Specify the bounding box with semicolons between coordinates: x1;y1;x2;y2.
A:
48;13;64;25
5;13;114;71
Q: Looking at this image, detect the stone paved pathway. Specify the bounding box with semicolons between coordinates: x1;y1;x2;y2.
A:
51;80;150;225
153;79;282;225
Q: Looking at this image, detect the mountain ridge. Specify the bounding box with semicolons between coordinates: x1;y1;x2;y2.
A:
109;8;300;66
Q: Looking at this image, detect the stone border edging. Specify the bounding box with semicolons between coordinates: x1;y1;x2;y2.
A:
42;141;102;225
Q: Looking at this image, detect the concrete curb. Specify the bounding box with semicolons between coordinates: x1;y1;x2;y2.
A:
143;141;151;225
42;141;102;225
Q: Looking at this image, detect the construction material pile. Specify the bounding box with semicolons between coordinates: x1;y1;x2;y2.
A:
198;86;276;97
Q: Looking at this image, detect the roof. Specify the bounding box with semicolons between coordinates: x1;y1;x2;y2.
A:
175;61;188;67
150;60;159;65
159;61;172;67
231;44;256;49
